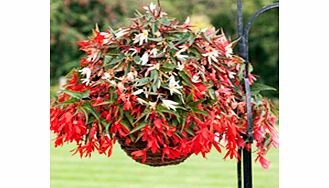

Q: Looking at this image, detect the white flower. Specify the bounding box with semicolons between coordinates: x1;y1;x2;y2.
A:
79;67;91;85
133;30;148;46
115;28;129;38
145;63;160;77
175;45;189;61
133;89;144;96
128;48;138;56
100;32;112;44
149;101;157;110
228;71;236;79
139;52;149;65
143;2;157;15
102;72;111;81
168;75;183;95
143;2;157;14
137;98;148;105
79;67;91;77
126;72;135;81
109;80;117;86
150;48;158;57
59;76;67;89
202;48;219;65
87;49;100;62
154;31;161;37
191;74;201;83
161;99;179;111
176;61;185;71
184;16;191;26
81;78;90;85
176;54;189;61
117;82;125;93
225;44;233;58
149;2;156;12
214;132;220;143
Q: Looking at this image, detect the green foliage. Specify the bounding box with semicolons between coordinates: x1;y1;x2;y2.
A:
51;0;278;98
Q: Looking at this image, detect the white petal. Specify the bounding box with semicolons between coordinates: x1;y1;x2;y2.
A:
162;99;179;111
133;89;144;96
140;52;149;65
137;98;148;105
149;2;156;12
184;17;190;25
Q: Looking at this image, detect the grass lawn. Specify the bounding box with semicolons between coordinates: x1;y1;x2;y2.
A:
50;140;278;188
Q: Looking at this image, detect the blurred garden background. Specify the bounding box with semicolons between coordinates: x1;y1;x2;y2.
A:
50;0;278;187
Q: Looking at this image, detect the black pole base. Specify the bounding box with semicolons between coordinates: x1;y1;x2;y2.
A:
243;145;253;188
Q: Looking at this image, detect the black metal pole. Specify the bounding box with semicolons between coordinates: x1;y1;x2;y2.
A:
243;146;252;188
236;1;245;188
237;0;253;188
236;1;278;188
237;149;242;188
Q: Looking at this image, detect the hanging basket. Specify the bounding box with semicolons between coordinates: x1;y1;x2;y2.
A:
117;138;191;166
50;2;278;169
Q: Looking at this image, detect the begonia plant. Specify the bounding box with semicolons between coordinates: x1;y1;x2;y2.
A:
50;3;278;168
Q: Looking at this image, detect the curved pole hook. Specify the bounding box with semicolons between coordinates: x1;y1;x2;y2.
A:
243;3;279;63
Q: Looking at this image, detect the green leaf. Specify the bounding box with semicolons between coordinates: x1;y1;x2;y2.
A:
189;107;209;116
93;101;113;106
175;32;192;45
152;79;160;93
188;35;196;45
101;120;112;134
171;118;179;127
204;99;217;106
128;122;147;135
120;119;132;131
124;61;132;76
238;64;246;80
251;83;277;95
150;70;159;93
156;105;181;123
109;54;124;65
134;132;144;143
186;93;193;104
159;17;171;26
63;89;90;99
180;112;188;133
134;77;151;87
81;104;100;122
133;56;141;64
148;37;163;42
161;62;176;72
103;55;113;64
178;71;195;88
168;42;178;50
58;98;78;105
117;108;124;121
188;98;207;107
150;70;159;80
185;127;195;136
124;111;134;126
208;88;216;100
152;21;159;34
78;106;89;124
133;108;151;124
